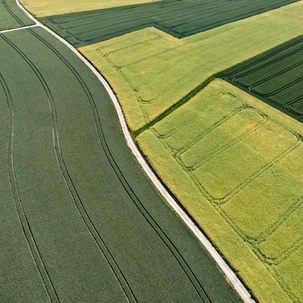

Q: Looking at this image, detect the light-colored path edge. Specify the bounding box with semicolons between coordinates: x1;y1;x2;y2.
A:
16;1;255;302
0;24;38;34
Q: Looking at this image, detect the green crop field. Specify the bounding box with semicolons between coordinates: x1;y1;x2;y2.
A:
220;35;303;122
9;0;303;302
41;0;298;46
0;2;243;303
21;0;161;17
0;0;34;30
78;1;303;131
137;79;303;303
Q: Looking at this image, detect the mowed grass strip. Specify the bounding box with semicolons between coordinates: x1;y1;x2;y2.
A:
40;0;298;46
0;0;34;30
137;79;303;303
21;0;161;17
221;34;303;122
79;1;303;131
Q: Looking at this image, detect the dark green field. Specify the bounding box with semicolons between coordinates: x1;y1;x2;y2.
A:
221;35;303;123
41;0;298;47
0;0;34;30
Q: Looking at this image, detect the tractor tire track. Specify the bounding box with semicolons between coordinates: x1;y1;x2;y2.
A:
1;34;137;303
27;27;213;303
0;72;59;303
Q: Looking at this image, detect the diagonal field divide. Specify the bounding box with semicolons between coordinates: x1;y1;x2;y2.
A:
16;1;255;303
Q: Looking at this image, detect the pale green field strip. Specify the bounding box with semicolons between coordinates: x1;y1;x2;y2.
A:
80;1;303;131
0;25;242;302
0;0;34;30
137;79;303;303
21;0;161;17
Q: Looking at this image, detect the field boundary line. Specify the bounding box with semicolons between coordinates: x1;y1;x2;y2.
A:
0;24;38;34
133;76;215;136
16;1;255;302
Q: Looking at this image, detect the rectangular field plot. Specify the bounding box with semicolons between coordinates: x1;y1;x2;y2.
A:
137;80;303;303
0;0;34;30
42;0;298;46
221;35;303;123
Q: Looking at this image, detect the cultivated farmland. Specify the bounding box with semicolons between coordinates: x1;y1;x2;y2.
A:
79;1;303;131
0;2;243;303
21;0;161;17
41;0;298;46
0;0;34;30
221;35;303;123
137;79;303;303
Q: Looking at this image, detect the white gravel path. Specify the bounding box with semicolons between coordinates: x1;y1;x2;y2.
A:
15;1;255;302
0;24;38;34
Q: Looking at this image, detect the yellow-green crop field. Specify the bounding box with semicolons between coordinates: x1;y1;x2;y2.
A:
137;79;303;303
21;0;161;17
79;1;303;131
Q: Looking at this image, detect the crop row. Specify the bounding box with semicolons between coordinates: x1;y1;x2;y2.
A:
221;34;303;122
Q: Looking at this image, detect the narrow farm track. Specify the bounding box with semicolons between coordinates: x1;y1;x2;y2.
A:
0;1;251;303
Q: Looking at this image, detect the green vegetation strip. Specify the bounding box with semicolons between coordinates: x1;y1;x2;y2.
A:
41;0;298;47
220;34;303;123
133;76;215;137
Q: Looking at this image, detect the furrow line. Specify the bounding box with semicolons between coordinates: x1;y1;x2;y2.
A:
27;27;212;303
2;33;137;303
0;72;59;303
17;1;255;300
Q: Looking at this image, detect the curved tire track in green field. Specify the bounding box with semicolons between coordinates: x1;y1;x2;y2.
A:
0;73;60;302
1;33;139;303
